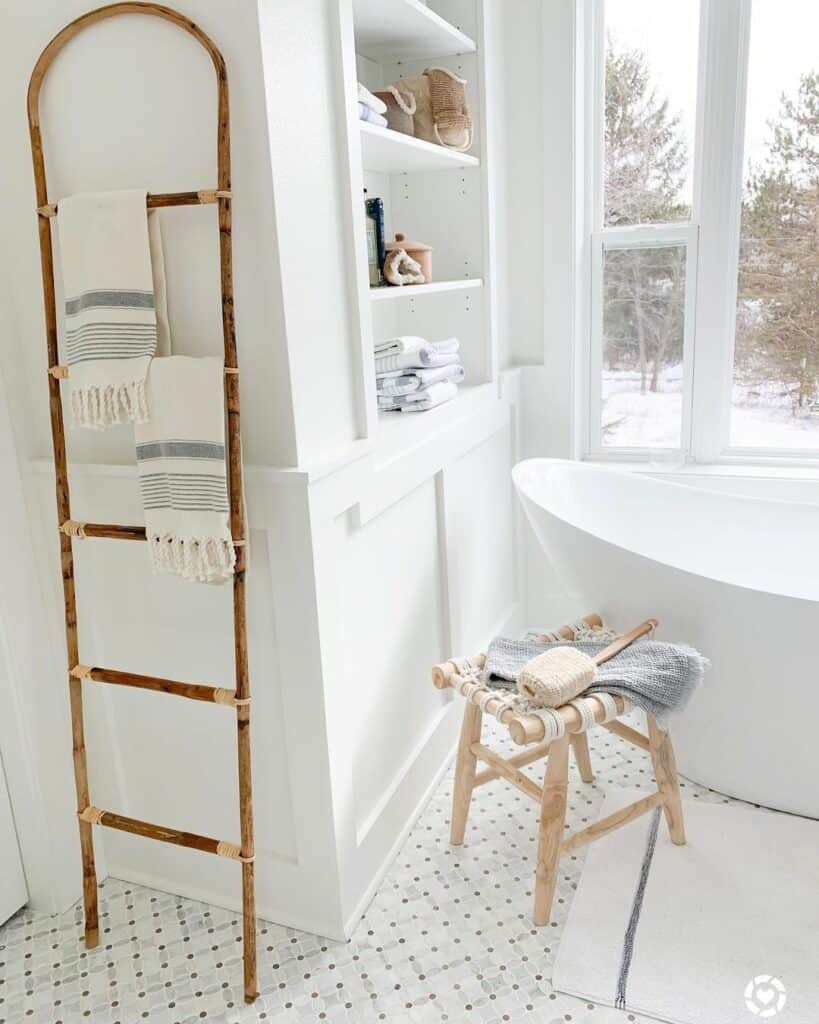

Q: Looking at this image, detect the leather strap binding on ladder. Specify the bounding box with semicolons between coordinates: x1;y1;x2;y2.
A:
27;3;258;1004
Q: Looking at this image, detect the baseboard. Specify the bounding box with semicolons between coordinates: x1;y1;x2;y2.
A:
341;602;522;938
342;730;459;938
106;869;345;942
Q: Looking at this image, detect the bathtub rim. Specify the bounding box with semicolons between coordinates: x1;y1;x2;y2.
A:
512;457;819;605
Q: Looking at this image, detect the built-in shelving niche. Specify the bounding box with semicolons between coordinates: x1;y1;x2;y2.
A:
345;0;495;453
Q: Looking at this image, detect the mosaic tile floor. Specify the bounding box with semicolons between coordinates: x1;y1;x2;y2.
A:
0;713;737;1024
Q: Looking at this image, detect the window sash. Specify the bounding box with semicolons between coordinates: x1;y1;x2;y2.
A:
588;224;699;459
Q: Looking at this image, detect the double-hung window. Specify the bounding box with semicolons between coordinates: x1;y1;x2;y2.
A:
584;0;818;463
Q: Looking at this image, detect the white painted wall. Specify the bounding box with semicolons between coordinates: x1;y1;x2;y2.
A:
0;753;26;926
1;1;298;468
0;0;525;942
0;336;95;915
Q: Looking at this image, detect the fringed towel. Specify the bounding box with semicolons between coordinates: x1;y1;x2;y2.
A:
57;190;167;428
483;637;708;726
135;357;235;584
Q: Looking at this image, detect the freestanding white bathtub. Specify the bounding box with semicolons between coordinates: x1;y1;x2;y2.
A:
513;458;819;819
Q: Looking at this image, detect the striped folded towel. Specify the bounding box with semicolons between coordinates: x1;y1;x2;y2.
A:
57;190;168;429
135;357;235;584
377;363;465;396
374;335;426;356
378;380;459;413
375;337;460;374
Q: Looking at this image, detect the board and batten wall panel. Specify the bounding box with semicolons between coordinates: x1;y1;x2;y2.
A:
307;393;521;933
444;424;518;654
335;479;448;838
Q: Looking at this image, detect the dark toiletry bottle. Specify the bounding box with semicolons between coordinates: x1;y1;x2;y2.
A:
364;190;379;286
365;196;386;286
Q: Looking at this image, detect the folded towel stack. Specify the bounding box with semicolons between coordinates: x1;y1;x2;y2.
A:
358;83;388;128
375;336;465;412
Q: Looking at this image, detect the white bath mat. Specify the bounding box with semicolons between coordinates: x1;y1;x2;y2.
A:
552;788;819;1024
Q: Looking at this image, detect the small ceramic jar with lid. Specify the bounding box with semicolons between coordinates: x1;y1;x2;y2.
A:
384;233;433;284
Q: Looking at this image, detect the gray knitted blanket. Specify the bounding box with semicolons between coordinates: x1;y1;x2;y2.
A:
482;637;707;726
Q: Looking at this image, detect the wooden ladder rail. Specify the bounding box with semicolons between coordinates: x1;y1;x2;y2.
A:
27;2;258;1004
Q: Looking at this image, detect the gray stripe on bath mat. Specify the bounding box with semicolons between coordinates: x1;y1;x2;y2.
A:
615;806;662;1010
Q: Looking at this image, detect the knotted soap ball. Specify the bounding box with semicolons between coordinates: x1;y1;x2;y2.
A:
516;646;597;708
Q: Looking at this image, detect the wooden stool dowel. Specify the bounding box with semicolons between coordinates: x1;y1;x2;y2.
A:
450;701;483;844
473;737;553;788
569;733;594;783
561;790;666;854
601;718;650;751
470;742;543;802
533;734;569;926
647;715;686;844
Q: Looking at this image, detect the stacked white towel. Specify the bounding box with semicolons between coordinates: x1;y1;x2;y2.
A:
358;82;388;128
375;336;465;412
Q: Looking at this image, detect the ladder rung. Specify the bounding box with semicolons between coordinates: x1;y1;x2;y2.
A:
70;664;242;706
59;521;246;547
38;188;231;218
61;521;147;541
78;806;254;862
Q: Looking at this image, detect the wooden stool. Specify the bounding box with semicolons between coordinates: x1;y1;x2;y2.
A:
431;614;686;926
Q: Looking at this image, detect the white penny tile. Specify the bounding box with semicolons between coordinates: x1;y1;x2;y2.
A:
0;712;737;1024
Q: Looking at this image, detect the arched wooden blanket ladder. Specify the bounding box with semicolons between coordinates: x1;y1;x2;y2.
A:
27;2;258;1003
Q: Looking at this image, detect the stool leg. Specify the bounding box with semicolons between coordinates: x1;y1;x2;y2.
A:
569;732;594;783
533;734;569;926
450;701;483;845
647;715;686;845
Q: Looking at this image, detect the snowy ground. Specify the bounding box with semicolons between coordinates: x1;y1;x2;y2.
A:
601;368;819;451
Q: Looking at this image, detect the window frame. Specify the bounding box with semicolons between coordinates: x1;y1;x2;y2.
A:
589;223;700;461
580;0;819;467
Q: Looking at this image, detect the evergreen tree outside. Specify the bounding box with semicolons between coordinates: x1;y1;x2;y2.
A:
732;72;819;427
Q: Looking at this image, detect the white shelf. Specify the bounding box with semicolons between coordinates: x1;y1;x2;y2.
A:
370;278;483;301
375;383;496;463
353;0;476;61
360;122;479;174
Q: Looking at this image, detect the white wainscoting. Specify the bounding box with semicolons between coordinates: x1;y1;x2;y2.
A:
307;388;520;933
25;384;520;940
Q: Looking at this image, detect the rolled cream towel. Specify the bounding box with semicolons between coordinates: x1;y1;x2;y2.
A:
516;646;597;708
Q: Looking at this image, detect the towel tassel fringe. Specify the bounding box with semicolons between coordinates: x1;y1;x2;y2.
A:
70;379;149;429
148;531;236;585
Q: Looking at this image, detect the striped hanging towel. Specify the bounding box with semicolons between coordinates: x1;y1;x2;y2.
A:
135;356;235;584
57;190;161;428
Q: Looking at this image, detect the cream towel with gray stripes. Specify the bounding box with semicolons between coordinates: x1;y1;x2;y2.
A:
135;357;235;584
57;190;169;428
